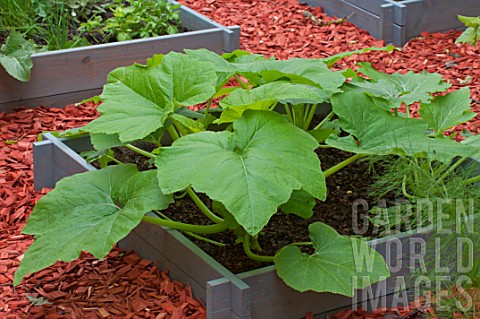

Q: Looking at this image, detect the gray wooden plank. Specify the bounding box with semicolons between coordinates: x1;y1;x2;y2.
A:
207;278;233;316
32;140;54;190
229;278;251;318
62;135;95;153
126;222;224;290
33;133;95;189
238;266;352;319
300;0;480;46
0;29;224;110
378;4;395;41
223;26;241;53
392;24;406;46
0;88;103;113
207;278;250;319
396;0;480;38
307;0;389;41
345;0;390;16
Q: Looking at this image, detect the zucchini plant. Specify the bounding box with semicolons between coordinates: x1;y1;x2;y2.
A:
14;48;480;297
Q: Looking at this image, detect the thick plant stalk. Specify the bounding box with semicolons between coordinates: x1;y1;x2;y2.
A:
186;186;224;224
142;215;227;234
125;143;156;159
242;234;274;263
324;153;366;177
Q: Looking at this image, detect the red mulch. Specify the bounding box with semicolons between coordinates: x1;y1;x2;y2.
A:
1;0;480;318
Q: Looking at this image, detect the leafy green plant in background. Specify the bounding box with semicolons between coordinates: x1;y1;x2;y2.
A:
0;0;36;33
13;48;480;297
100;0;180;41
456;15;480;48
0;31;35;81
0;0;182;81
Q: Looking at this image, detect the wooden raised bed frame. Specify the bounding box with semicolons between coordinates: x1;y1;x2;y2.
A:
33;132;431;319
304;0;480;46
0;0;240;113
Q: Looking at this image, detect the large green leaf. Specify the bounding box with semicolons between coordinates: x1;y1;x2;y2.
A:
186;48;237;73
218;82;331;123
326;91;476;162
350;62;451;109
250;59;346;93
14;165;173;285
0;32;36;82
221;49;269;63
184;49;241;88
156;110;326;235
279;189;316;219
84;52;216;143
418;87;475;134
320;45;395;67
89;132;124;150
185;49;345;93
275;222;390;296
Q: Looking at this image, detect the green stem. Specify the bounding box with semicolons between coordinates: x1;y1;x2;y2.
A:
292;105;305;127
313;111;335;130
289;242;313;246
174;191;188;199
153;211;226;247
437;157;467;184
172;120;187;137
303;104;318;131
125;144;156;160
410;157;421;188
317;145;333;149
402;175;416;200
234;74;249;89
302;104;310;127
242;234;274;263
324;153;366;178
167;125;180;141
269;102;278;111
186;232;226;247
186;186;224;224
205;98;212;116
464;174;480;186
105;155;123;165
142;215;227;234
284;104;293;123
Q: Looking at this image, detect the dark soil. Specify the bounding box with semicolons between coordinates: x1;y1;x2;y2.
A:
105;142;386;274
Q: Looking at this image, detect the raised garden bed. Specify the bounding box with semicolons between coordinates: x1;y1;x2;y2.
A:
22;47;480;318
303;0;480;46
0;1;240;113
32;132;429;319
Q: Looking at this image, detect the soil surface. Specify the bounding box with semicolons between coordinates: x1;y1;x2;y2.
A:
108;139;386;274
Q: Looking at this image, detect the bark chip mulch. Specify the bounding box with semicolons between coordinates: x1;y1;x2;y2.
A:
0;104;205;318
2;0;480;318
